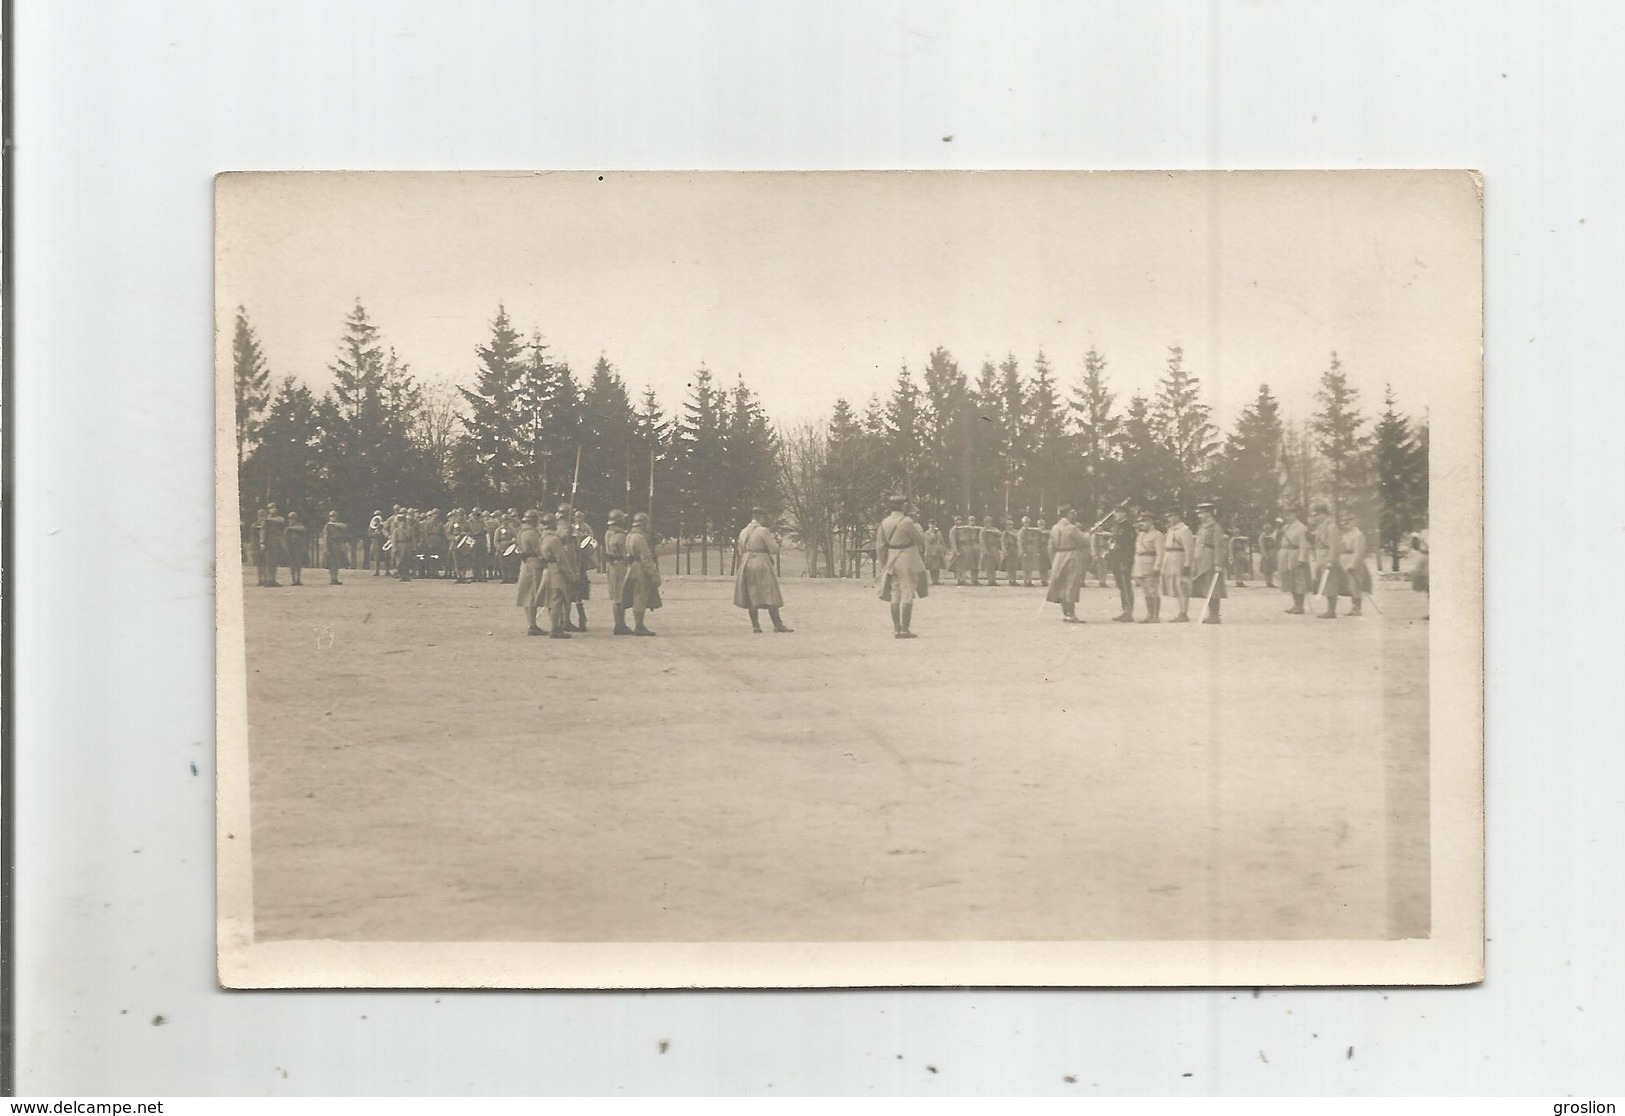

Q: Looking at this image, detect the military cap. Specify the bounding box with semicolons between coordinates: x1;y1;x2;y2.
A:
521;510;539;525
607;509;627;524
632;512;649;525
886;494;906;508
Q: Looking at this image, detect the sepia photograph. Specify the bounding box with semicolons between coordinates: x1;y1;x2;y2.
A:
215;170;1483;987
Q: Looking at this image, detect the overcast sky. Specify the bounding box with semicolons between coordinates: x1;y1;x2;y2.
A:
216;170;1479;430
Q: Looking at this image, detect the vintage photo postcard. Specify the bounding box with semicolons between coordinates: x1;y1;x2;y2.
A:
216;170;1482;988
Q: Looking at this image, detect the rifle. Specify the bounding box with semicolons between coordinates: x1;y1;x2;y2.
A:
571;444;582;504
1087;498;1132;535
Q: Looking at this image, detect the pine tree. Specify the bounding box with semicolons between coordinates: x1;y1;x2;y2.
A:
232;306;272;469
1115;393;1178;511
1217;383;1285;542
1375;385;1427;570
970;358;1003;517
1310;352;1373;523
245;375;322;521
581;355;637;516
720;374;777;532
1024;351;1068;520
457;305;529;501
1152;345;1219;510
997;353;1028;516
919;346;969;516
676;366;724;573
633;385;671;530
1070;346;1119;522
316;300;429;522
884;364;921;507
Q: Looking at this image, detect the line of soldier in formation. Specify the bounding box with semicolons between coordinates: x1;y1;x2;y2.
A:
245;494;1393;642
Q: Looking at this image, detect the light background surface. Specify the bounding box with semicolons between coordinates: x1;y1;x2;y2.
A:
11;0;1622;1096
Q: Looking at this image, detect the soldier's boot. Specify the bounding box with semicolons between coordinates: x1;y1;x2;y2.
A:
748;607;764;633
525;607;544;636
632;608;656;635
1319;593;1339;619
613;606;633;635
576;602;588;631
1349;597;1363;616
890;603;903;634
1203;600;1221;625
768;606;793;633
897;604;916;638
1287;593;1305;614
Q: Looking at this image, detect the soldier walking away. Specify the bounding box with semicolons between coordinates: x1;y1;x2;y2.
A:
320;510;348;585
283;512;308;586
603;510;634;635
1311;502;1347;618
1278;510;1312;613
1161;507;1193;621
1340;513;1371;616
1044;507;1089;622
1132;510;1166;623
621;512;663;635
260;503;288;587
735;507;793;633
876;495;928;638
1191;502;1228;624
979;515;1003;587
1107;506;1137;622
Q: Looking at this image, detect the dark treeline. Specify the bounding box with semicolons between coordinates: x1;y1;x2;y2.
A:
234;301;1429;574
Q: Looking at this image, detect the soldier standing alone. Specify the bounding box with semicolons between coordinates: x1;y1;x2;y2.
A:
283;512;307;586
320;510;348;585
876;495;928;638
734;507;793;633
1107;506;1137;622
1044;507;1089;623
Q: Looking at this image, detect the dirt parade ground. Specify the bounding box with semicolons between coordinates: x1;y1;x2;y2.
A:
239;566;1429;944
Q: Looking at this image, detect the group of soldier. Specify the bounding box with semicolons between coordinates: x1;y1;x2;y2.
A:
245;489;1397;642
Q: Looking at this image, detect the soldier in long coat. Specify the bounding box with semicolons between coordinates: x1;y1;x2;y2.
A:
390;509;416;581
283;512;307;586
1190;502;1228;624
554;504;583;630
1278;511;1313;613
1161;508;1194;621
876;495;928;638
950;516;979;585
320;510;348;585
494;514;520;584
570;509;597;630
1107;507;1138;622
1311;503;1347;618
734;507;793;633
979;516;1004;587
515;511;546;634
1044;507;1089;623
602;510;633;635
1017;517;1043;587
923;523;948;585
260;503;288;587
1340;515;1371;616
620;512;662;635
1132;510;1166;623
